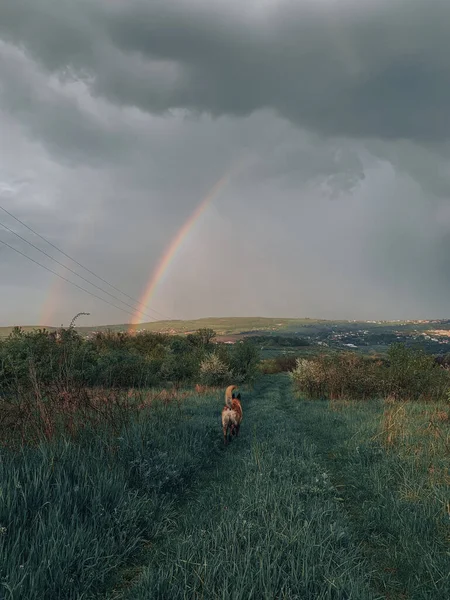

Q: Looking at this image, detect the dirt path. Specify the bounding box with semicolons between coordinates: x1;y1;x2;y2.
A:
107;376;379;600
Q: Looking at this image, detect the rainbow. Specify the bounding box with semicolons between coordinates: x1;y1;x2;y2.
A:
40;277;62;328
39;201;105;327
129;166;239;330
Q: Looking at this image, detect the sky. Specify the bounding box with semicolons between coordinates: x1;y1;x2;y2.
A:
1;0;450;326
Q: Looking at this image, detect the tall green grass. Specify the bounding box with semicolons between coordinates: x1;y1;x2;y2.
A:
293;392;450;599
0;392;222;599
3;368;448;599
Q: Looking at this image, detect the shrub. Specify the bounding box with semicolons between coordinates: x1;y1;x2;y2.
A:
274;354;298;372
290;345;450;402
160;350;200;386
293;352;383;400
0;326;262;423
385;343;448;401
186;328;216;350
0;327;87;393
290;357;329;398
94;351;159;389
199;353;233;387
228;340;260;384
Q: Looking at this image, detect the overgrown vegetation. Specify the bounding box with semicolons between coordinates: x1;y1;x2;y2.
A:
2;317;450;599
294;388;450;599
112;377;377;600
0;391;222;599
0;326;260;448
290;343;450;401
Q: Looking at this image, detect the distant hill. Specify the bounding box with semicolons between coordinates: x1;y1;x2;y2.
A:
1;316;449;339
0;317;313;338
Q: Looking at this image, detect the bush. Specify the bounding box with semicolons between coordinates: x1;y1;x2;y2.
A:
228;341;260;384
290;352;382;400
94;351;159;388
0;326;263;450
186;328;216;350
160;350;200;385
290;345;448;401
0;327;89;392
0;327;262;430
386;343;448;401
199;353;233;387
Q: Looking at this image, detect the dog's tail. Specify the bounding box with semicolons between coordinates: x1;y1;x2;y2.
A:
225;385;237;408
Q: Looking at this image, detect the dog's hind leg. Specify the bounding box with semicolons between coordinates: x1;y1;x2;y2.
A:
223;424;229;445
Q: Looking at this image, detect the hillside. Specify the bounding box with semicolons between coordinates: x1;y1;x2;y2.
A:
0;316;327;338
2;316;450;355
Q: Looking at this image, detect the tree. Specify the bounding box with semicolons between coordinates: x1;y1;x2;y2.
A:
187;328;216;349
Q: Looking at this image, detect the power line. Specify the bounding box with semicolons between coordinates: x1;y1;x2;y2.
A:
0;236;159;322
0;219;160;323
0;203;173;321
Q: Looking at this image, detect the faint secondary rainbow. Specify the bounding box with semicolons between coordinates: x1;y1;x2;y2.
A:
129;166;238;331
39;200;105;328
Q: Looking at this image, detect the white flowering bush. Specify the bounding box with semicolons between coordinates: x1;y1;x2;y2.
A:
289;357;326;397
199;353;233;387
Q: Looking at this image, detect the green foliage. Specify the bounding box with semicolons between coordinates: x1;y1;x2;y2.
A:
199;353;233;387
290;344;449;401
210;341;232;365
0;327;84;390
0;328;261;453
94;351;159;388
186;327;216;349
0;394;220;599
386;343;447;401
160;348;200;385
0;327;262;449
228;340;261;384
0;327;261;396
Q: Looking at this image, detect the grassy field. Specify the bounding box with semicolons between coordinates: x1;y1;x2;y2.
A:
1;374;449;599
0;389;224;599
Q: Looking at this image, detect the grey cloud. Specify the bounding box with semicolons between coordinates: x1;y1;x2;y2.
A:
0;42;138;166
365;139;450;201
2;0;450;142
2;0;450;326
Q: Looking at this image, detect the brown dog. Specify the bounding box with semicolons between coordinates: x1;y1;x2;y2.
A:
221;385;243;445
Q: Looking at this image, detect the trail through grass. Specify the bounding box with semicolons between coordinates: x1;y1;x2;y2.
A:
3;375;448;599
291;394;450;600
110;377;377;600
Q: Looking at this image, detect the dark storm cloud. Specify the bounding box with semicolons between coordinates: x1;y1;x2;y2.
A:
1;0;450;326
1;0;450;143
0;42;139;166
